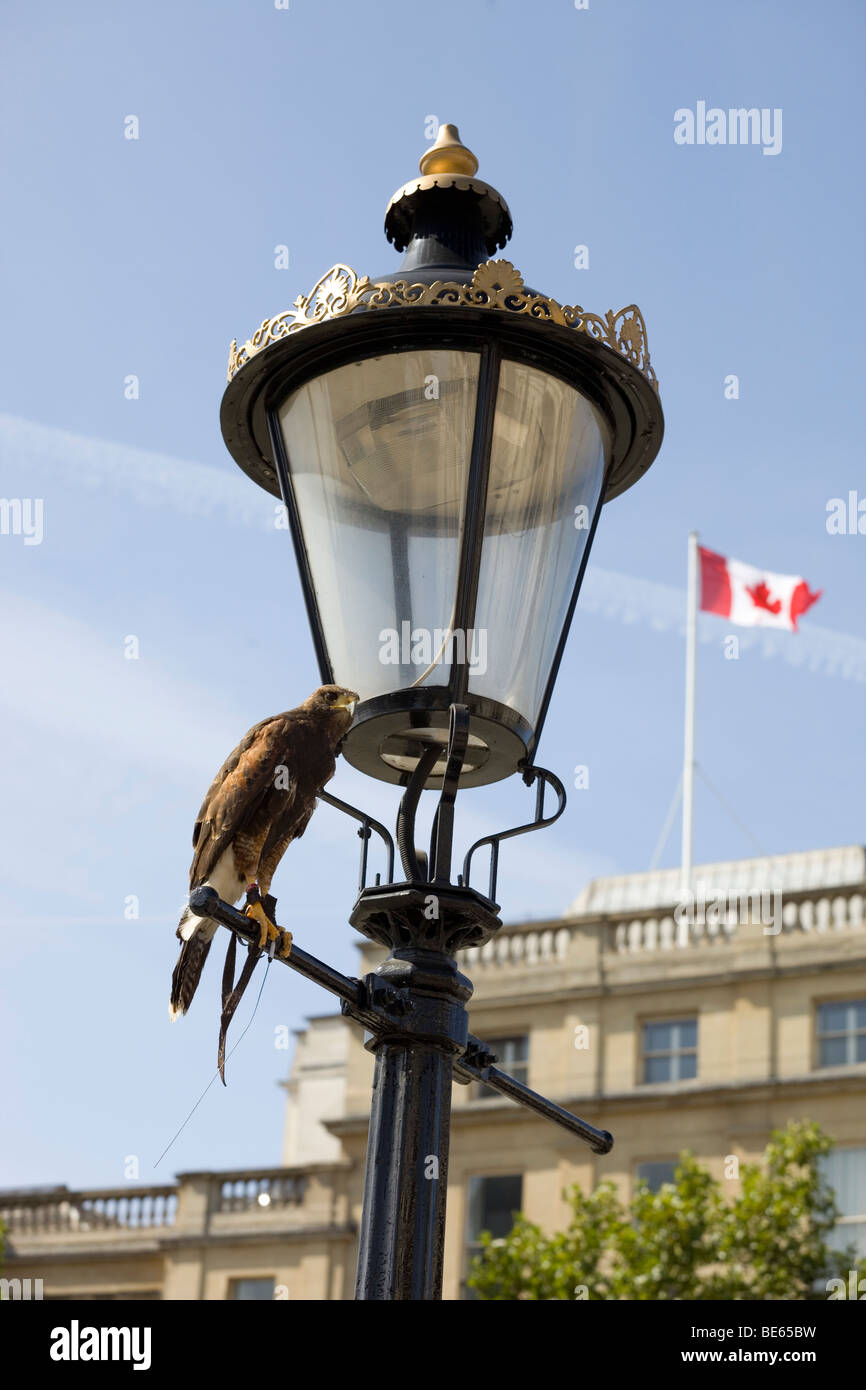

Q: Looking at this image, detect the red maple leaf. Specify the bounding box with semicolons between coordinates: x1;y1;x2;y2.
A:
791;581;822;631
746;580;782;615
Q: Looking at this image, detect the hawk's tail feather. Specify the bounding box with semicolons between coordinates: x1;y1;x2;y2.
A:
169;924;214;1020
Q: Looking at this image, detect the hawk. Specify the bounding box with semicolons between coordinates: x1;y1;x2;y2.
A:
169;684;358;1020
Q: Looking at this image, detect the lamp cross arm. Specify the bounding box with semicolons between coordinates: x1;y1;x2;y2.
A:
187;887;426;1034
187;888;613;1155
187;886;363;1011
454;1033;613;1154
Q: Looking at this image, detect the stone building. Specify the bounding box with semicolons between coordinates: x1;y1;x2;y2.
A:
4;843;865;1300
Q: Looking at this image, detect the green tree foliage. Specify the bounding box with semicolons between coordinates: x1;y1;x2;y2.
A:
468;1121;865;1300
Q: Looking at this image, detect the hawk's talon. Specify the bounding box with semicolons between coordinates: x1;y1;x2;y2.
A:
244;899;281;953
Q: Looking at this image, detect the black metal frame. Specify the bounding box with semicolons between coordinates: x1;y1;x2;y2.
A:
266;409;332;684
450;345;499;707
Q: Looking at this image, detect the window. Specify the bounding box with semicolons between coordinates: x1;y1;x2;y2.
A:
641;1018;697;1083
227;1278;275;1300
816;1000;866;1067
464;1174;523;1296
821;1148;866;1260
470;1035;528;1101
636;1160;678;1193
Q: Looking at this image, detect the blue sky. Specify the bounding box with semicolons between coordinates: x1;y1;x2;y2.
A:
0;0;863;1188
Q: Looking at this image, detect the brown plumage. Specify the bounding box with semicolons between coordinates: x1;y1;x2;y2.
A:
169;684;358;1019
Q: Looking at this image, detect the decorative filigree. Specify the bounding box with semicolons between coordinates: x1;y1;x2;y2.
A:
228;264;375;379
227;260;658;391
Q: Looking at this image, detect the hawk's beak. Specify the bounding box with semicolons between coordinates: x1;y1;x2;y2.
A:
334;691;359;713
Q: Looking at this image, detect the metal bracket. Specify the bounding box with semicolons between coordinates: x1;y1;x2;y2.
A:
455;1032;612;1155
395;703;470;886
360;973;414;1019
320;724;562;906
461;764;567;902
429;704;470;885
318;789;395;890
396;745;440;882
458;1035;499;1078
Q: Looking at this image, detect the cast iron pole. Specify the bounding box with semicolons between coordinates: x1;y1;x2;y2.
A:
353;945;471;1299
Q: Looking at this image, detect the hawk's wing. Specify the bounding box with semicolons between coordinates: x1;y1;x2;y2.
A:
189;714;290;887
256;727;338;887
257;799;315;891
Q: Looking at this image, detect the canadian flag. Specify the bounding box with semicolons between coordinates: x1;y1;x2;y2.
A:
699;546;821;632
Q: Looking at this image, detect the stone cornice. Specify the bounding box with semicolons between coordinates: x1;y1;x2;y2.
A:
4;1223;358;1263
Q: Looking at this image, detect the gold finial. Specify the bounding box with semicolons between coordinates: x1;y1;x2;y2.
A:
419;124;479;178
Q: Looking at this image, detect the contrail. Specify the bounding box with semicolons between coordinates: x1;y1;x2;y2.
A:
4;413;863;682
579;567;866;683
0;411;269;530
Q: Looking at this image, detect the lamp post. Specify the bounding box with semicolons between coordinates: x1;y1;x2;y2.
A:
213;123;664;1300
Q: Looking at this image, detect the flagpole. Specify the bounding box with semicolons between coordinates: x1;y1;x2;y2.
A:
681;531;698;893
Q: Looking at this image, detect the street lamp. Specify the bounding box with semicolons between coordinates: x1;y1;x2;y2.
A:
209;123;664;1300
221;123;661;789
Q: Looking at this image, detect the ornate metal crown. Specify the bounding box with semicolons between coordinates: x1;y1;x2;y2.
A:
226;258;658;392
